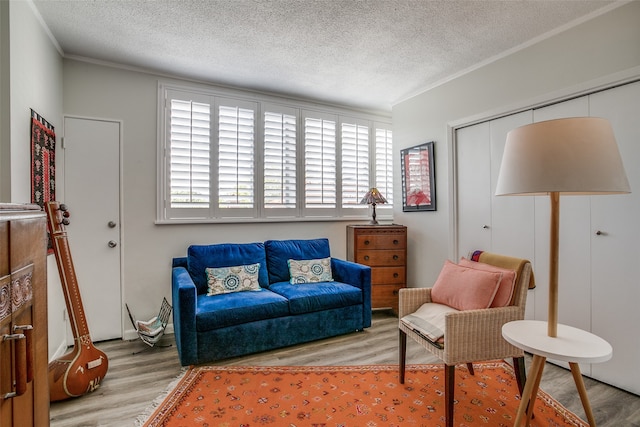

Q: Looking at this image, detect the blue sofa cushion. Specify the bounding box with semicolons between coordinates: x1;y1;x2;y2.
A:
265;238;331;285
196;289;290;331
269;281;363;315
187;242;268;294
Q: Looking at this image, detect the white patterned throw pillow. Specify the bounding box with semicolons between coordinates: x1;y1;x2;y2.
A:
206;263;262;296
288;257;333;284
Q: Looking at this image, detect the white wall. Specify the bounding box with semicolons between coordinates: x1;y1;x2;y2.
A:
62;61;377;336
0;2;9;200
8;1;63;202
2;1;66;360
392;1;640;288
10;0;640;357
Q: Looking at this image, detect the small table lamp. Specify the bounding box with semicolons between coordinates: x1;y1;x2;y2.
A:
360;188;388;225
495;117;630;337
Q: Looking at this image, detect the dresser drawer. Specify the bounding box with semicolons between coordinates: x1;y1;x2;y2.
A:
370;267;405;285
355;233;406;249
371;284;403;309
347;224;407;314
355;250;405;266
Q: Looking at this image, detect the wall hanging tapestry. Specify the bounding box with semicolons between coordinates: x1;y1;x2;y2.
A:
31;109;56;207
30;109;56;252
138;361;587;427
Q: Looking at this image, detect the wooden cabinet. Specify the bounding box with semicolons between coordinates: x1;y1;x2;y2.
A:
347;225;407;313
0;205;49;426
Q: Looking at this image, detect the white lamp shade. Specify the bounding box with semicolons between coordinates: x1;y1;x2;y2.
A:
496;117;630;196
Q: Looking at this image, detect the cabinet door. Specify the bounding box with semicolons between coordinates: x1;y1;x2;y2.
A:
589;81;640;394
0;222;12;426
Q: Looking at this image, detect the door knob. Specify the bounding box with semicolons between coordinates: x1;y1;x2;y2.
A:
108;221;117;228
108;240;117;248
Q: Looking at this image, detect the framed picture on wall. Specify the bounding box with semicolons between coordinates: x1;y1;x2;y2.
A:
401;141;436;212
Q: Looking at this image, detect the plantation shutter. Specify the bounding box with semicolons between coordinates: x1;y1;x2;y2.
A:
264;109;297;210
169;98;211;210
304;114;337;211
159;83;392;222
375;126;393;205
218;101;256;210
341;121;370;208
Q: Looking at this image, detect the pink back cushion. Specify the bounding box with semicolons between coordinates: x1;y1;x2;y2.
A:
459;257;517;307
431;260;502;310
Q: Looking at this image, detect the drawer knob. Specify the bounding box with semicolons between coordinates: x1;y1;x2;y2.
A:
364;255;369;261
364;240;370;245
393;289;399;295
393;273;399;278
393;255;398;260
393;239;399;245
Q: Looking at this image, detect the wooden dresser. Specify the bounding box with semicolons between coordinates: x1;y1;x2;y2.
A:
0;204;49;426
347;225;407;313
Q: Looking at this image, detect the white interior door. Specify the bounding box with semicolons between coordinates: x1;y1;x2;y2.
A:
63;117;121;342
455;122;492;257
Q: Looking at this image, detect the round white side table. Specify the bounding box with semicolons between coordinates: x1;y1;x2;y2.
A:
502;320;612;427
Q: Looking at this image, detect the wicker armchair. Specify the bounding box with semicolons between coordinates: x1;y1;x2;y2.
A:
398;252;533;427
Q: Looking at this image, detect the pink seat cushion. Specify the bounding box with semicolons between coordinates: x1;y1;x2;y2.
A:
459;258;517;307
431;260;502;310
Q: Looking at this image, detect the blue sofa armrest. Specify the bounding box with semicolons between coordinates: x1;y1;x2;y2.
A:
331;258;372;328
172;265;198;365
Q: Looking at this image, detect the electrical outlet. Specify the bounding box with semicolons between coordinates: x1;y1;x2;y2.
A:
63;308;68;321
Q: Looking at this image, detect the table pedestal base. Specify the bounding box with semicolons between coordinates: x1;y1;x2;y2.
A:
514;355;596;426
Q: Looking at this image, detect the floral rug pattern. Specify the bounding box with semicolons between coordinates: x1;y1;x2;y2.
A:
142;362;586;427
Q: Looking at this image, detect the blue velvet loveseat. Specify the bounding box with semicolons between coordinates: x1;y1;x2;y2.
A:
171;238;372;366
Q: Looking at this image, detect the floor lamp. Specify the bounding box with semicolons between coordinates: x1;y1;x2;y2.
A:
495;117;630;338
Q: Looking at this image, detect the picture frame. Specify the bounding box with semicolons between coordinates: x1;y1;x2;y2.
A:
401;141;436;212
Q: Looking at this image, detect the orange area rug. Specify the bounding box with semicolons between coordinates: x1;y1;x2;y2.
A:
140;361;586;427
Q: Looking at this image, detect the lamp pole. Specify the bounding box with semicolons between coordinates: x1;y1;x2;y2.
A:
548;192;560;337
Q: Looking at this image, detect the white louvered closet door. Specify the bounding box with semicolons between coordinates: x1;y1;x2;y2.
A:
589;80;640;395
454;80;640;395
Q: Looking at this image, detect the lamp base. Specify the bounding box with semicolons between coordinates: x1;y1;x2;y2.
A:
369;203;379;225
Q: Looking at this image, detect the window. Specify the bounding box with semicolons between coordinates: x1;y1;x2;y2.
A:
303;113;337;212
217;100;256;213
158;83;392;223
169;98;210;209
264;107;297;211
341;120;370;209
375;126;394;209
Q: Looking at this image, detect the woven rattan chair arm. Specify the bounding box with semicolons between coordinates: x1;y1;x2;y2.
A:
398;287;432;318
442;306;525;363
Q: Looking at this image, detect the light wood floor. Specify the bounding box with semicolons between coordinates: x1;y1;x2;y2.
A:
50;310;640;426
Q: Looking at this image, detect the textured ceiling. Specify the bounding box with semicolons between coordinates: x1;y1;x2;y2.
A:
31;0;620;112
